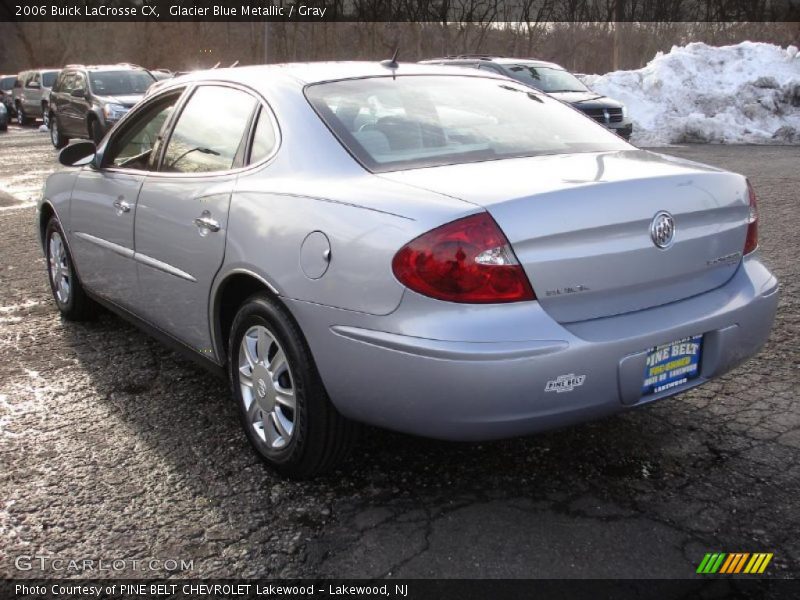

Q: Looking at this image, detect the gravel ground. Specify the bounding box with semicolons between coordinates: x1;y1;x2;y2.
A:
0;125;797;579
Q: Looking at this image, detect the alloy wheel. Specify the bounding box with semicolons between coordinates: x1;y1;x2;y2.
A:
48;231;71;305
238;325;296;450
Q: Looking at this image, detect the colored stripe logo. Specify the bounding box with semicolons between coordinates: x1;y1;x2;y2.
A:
697;553;773;574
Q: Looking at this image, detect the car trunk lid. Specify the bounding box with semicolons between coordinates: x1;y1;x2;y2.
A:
380;150;750;322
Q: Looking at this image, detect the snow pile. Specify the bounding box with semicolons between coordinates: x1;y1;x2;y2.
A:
582;42;800;146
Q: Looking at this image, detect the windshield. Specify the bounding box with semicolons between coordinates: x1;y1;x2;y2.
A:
42;71;58;87
89;70;154;96
504;65;589;93
306;75;628;172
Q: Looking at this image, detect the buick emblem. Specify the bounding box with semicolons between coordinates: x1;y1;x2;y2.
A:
650;211;675;249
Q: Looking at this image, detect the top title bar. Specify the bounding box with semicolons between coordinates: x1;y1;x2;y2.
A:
1;0;799;22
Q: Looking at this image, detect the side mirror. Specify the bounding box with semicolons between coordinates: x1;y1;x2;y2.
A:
59;141;96;167
70;88;86;98
27;81;41;89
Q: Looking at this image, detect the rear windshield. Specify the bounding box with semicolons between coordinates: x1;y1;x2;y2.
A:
89;70;154;96
305;75;629;172
42;71;58;87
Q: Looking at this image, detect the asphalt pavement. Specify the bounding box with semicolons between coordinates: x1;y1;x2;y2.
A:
1;124;797;579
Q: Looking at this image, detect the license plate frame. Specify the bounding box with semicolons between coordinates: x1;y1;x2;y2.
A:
642;334;703;396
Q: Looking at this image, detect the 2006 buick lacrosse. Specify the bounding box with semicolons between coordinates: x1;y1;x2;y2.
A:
38;62;778;477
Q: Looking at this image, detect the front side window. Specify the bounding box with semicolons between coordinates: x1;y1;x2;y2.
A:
88;70;154;96
306;75;629;172
162;86;256;174
71;73;87;93
505;65;589;93
105;92;181;170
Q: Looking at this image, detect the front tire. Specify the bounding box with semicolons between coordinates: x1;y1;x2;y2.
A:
50;115;68;149
45;217;96;321
89;119;103;144
229;293;357;478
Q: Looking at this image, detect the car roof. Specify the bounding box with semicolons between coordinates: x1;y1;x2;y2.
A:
159;61;509;91
423;57;566;70
63;64;149;73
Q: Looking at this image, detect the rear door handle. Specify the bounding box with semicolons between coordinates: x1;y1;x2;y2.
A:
113;198;131;213
194;211;220;233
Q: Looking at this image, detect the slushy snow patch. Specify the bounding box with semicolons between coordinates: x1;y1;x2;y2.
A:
581;42;800;146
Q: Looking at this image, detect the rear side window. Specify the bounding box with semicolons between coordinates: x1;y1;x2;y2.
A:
248;108;277;164
42;71;58;87
162;86;256;174
306;75;629;172
0;77;14;91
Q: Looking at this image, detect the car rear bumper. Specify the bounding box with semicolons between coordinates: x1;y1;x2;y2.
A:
288;253;778;441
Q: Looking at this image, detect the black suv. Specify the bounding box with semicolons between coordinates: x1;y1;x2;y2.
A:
421;56;633;140
48;64;155;148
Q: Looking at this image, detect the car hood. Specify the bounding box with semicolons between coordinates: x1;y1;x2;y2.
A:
548;90;623;109
94;94;144;108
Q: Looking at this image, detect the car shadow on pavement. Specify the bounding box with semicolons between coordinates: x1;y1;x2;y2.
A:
53;303;741;578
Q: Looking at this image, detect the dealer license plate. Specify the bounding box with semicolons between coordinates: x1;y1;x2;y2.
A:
642;335;703;396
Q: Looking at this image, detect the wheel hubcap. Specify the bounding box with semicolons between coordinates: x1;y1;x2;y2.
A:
48;231;71;304
238;325;296;450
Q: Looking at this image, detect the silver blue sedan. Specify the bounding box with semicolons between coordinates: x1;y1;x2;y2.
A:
38;62;778;477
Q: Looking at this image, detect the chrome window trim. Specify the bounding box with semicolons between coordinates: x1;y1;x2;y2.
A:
101;80;282;180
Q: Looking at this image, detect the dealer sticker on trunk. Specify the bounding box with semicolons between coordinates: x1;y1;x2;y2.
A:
642;335;703;396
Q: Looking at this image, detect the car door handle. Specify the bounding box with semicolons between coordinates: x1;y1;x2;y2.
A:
194;213;220;233
113;199;131;213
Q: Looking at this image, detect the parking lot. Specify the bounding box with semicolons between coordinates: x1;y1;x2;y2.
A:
1;124;798;579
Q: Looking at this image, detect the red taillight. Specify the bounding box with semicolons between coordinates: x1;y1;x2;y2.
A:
744;180;759;255
392;212;536;303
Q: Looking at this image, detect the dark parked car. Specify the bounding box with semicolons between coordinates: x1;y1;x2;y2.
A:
1;75;17;118
421;56;633;139
48;64;155;148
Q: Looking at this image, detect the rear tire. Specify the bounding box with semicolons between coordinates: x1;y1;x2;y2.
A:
45;217;96;321
16;104;32;125
228;293;358;479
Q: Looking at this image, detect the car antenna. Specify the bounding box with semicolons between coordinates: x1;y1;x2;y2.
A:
380;48;400;79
